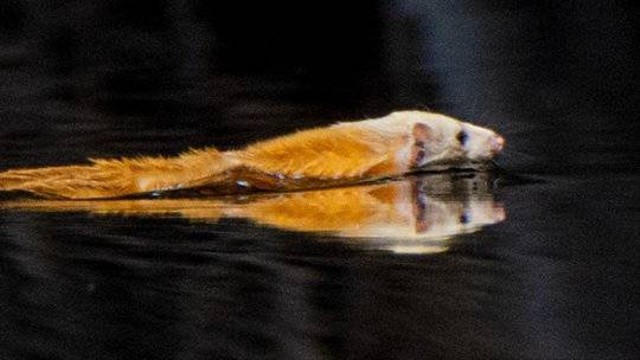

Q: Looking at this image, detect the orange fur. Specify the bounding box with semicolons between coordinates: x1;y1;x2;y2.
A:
234;126;406;178
2;184;401;232
0;123;407;199
0;111;503;199
0;148;229;199
229;186;396;233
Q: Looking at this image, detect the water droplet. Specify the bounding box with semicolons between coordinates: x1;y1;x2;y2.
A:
236;180;250;188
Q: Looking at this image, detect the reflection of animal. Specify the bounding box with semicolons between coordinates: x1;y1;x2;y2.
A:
0;111;504;199
1;175;506;254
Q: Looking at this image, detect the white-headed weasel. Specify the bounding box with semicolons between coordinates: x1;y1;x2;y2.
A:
0;111;504;199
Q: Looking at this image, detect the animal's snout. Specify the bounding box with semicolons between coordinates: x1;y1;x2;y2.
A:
492;203;506;222
490;135;505;154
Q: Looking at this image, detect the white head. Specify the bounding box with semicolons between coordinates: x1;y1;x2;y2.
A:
363;111;505;170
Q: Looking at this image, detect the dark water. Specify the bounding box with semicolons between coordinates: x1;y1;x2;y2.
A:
1;1;639;359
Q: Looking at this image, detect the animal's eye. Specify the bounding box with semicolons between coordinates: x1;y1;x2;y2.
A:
456;130;468;146
460;212;470;224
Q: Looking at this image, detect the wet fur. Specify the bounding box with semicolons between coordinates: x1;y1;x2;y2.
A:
0;111;502;199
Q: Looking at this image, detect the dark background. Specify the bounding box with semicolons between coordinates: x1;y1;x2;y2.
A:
1;0;636;172
1;1;639;359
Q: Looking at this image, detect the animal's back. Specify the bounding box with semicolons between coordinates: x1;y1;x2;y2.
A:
0;111;504;199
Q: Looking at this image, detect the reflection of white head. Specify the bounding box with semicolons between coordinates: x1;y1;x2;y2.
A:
348;198;505;254
336;178;505;254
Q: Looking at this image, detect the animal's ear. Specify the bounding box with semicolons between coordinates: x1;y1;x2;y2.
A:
412;123;432;143
410;123;433;168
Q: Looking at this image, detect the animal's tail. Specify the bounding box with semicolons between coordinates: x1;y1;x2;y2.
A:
0;148;233;199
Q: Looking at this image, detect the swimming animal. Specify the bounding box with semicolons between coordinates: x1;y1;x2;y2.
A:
0;111;504;199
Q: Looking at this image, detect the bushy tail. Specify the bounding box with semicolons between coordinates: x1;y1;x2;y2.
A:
0;148;233;199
